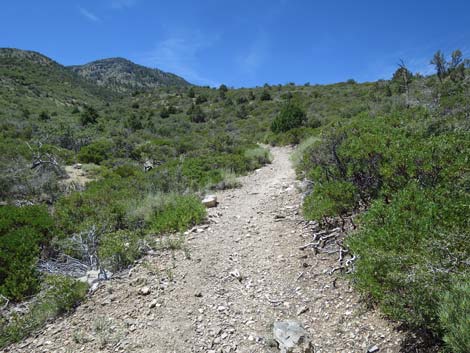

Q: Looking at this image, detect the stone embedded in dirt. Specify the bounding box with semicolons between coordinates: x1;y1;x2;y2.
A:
273;320;314;353
229;269;242;281
78;269;112;286
367;345;379;352
202;195;218;208
149;299;158;308
138;286;151;295
297;306;309;315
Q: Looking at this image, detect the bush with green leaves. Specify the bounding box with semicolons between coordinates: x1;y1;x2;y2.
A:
0;205;54;301
244;147;272;170
77;140;114;164
98;230;143;271
439;281;470;353
0;275;87;348
299;105;470;345
79;105;99;126
271;102;306;133
151;195;206;234
54;176;140;234
303;180;358;223
259;89;271;101
187;104;206;123
347;183;469;331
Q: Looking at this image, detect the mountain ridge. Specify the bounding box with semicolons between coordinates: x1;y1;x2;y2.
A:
0;48;191;94
69;57;191;92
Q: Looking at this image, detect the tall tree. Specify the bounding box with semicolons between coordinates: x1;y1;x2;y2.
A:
392;59;413;105
431;50;447;82
219;84;228;99
449;49;465;82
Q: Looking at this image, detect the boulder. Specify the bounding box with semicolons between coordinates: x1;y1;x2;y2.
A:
273;320;314;353
202;195;218;208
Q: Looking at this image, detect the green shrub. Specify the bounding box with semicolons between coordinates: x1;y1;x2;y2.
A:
298;105;470;345
214;170;241;190
80;105;99;126
187;104;206;123
55;176;138;234
42;275;88;314
271;102;306;133
0;275;87;348
259;89;271;101
98;230;143;271
151;195;206;233
244;147;272;170
77;140;113;164
291;135;320;171
113;164;140;177
38;111;50;121
0;205;54;301
439;281;470;353
303;180;358;222
347;183;469;333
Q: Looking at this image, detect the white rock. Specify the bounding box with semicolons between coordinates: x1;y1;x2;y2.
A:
138;286;151;295
202;195;218;208
273;320;314;353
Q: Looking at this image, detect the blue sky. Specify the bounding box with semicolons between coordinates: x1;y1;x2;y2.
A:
1;0;469;87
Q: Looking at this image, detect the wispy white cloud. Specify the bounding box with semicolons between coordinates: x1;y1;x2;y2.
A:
110;0;138;10
135;31;220;86
78;6;100;22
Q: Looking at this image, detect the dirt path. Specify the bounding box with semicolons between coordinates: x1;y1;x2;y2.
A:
7;147;404;353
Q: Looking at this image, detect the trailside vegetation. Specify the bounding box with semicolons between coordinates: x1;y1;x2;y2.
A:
297;50;470;352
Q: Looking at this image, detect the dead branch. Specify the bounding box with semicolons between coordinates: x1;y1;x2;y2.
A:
300;218;358;275
26;141;63;175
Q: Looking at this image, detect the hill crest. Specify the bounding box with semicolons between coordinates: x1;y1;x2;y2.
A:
69;57;191;92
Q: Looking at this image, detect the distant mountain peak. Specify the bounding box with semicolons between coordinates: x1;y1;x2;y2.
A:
69;57;191;92
0;48;57;66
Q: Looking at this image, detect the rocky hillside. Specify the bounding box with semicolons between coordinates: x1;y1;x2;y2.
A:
69;58;191;92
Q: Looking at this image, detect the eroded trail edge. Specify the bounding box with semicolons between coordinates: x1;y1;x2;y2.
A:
8;147;404;353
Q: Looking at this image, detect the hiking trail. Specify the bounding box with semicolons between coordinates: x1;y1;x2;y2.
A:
7;147;404;353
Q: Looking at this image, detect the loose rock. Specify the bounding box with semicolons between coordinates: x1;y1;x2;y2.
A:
202;195;218;208
273;320;314;353
138;287;151;296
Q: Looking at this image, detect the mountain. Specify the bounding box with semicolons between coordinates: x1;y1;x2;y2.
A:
0;48;115;118
69;58;191;92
